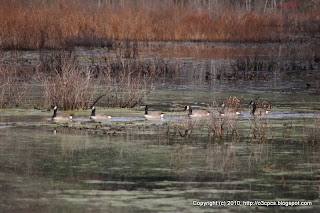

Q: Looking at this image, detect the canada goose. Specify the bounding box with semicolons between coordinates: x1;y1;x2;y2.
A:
144;105;164;119
249;101;269;116
51;106;72;121
219;103;240;116
185;105;210;118
90;106;112;120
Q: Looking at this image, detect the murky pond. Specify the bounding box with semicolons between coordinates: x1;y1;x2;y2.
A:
1;42;320;212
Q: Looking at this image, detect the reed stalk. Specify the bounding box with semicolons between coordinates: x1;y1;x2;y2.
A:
1;0;318;50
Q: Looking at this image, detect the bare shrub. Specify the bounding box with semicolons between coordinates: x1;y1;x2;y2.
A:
223;96;241;111
207;114;239;142
96;57;178;108
39;50;74;74
208;116;225;139
173;119;195;138
0;54;29;108
230;57;276;78
231;56;314;76
36;50;181;109
37;52;96;110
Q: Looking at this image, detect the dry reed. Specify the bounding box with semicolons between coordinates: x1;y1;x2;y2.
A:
249;116;270;143
205;143;239;177
302;116;320;148
0;1;319;50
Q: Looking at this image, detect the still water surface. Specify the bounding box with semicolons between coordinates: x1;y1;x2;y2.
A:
1;42;320;212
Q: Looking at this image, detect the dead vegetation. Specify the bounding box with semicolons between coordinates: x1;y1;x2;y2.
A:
173;119;196;139
207;116;225;139
96;58;160;108
205;143;239;177
93;56;181;108
206;53;320;83
37;51;96;110
302;116;320;148
35;49;182;109
0;0;319;50
249;116;270;143
0;53;30;108
255;100;272;110
222;96;242;112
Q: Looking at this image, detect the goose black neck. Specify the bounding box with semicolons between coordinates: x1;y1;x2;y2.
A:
145;105;148;115
52;108;57;118
188;106;192;115
252;103;257;114
91;108;96;116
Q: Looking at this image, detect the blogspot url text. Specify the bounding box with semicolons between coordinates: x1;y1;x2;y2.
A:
192;200;312;207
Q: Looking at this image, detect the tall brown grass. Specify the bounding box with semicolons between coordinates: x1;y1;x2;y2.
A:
0;0;319;50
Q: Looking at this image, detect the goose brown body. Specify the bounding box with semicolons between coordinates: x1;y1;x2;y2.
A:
185;105;210;118
90;106;112;120
219;103;240;116
249;101;269;116
144;105;164;119
52;106;72;121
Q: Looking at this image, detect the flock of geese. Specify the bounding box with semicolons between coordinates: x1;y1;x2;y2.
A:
51;101;269;122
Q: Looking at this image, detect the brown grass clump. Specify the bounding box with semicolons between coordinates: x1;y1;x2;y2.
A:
224;96;241;111
250;99;272;110
0;1;319;49
256;100;272;110
207;115;240;142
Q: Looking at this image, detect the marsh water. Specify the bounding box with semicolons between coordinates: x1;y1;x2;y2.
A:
1;42;320;212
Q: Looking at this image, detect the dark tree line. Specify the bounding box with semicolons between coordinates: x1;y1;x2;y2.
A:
1;0;318;12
